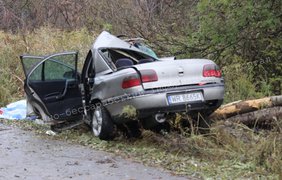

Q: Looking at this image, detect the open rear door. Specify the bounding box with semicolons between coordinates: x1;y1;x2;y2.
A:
20;52;83;122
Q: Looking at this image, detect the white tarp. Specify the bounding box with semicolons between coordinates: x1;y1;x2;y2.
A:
0;100;27;120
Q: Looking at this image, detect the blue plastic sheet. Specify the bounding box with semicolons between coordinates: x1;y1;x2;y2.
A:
0;100;27;120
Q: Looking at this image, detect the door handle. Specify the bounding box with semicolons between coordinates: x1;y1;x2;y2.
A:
44;92;61;101
44;80;69;101
55;80;70;100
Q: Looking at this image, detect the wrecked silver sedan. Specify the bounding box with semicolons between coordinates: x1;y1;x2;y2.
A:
20;31;224;140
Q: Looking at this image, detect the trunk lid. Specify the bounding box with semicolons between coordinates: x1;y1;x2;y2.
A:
134;59;220;90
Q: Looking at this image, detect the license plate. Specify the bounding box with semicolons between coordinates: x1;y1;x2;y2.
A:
167;92;204;104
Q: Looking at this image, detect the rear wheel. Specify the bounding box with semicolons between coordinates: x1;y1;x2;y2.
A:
91;104;115;140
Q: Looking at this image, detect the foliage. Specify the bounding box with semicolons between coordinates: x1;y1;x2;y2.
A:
0;0;280;103
193;0;282;97
222;59;264;102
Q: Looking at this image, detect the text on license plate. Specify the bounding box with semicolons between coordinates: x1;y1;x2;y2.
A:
167;92;204;104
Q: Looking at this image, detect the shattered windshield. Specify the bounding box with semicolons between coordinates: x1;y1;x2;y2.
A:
133;43;158;59
123;37;158;59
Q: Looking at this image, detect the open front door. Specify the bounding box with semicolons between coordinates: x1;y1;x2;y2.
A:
20;52;83;122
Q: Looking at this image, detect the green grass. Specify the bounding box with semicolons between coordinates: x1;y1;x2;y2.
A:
1;119;281;179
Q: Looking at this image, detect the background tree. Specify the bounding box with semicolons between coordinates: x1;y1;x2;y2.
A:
0;0;281;102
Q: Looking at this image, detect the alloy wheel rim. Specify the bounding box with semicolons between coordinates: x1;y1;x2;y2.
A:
92;107;102;136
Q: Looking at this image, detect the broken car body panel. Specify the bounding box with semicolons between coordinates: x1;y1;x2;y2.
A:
20;31;224;134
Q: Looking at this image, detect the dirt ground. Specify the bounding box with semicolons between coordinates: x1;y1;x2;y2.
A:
0;123;189;180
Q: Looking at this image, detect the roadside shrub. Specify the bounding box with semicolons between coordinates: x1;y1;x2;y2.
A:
223;65;263;103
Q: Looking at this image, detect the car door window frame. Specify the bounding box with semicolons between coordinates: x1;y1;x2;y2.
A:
24;52;79;83
20;55;44;78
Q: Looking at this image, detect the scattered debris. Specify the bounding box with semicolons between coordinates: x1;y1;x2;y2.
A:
34;119;44;125
45;130;57;136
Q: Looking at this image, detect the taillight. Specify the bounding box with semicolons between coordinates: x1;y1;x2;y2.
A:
140;69;158;82
203;64;221;78
122;75;141;89
122;69;158;89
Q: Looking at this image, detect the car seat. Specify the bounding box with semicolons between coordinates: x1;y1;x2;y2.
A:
115;58;134;69
138;58;154;64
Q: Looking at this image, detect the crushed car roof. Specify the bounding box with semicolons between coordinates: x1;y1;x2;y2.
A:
92;31;156;59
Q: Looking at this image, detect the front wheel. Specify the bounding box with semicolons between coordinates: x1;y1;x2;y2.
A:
91;105;115;140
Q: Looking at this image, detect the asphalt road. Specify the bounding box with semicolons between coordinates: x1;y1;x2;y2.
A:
0;123;189;180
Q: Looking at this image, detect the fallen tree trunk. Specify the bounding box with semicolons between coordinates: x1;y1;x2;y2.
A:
210;95;282;120
225;106;282;127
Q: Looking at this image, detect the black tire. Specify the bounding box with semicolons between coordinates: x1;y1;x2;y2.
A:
126;121;142;138
91;104;115;140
